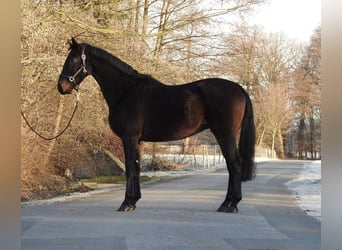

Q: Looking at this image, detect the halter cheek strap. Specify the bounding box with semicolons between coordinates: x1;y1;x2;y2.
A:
80;47;87;73
60;46;87;88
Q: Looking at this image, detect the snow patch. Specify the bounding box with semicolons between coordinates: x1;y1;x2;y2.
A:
286;161;321;221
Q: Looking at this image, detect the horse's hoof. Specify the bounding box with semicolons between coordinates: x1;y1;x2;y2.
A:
226;205;238;213
217;205;228;213
117;204;136;212
217;204;238;213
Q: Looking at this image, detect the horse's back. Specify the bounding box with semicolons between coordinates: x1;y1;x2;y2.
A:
195;78;245;101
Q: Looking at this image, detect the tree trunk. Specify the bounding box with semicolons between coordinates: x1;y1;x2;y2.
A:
134;0;141;33
183;137;190;154
142;0;149;36
154;0;170;60
309;108;316;159
257;127;265;146
271;129;276;158
277;128;285;159
42;95;65;168
128;0;135;31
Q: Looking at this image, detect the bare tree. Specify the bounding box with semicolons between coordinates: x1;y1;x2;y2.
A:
220;24;303;157
21;0;126;199
159;1;264;57
289;27;321;159
219;24;264;95
254;84;293;158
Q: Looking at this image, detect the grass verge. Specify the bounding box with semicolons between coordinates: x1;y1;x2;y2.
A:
80;175;156;184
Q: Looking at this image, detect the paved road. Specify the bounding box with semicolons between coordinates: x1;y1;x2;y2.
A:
21;161;320;250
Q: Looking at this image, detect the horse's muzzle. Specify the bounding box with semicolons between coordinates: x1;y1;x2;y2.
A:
58;78;73;95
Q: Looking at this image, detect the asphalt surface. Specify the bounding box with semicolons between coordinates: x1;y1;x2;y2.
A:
21;160;320;250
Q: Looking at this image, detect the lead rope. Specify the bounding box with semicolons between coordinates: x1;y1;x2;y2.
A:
21;90;80;140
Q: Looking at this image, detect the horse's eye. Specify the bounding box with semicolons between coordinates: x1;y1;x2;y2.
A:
70;57;79;64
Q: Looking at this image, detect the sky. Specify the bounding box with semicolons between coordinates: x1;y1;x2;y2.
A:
248;0;321;42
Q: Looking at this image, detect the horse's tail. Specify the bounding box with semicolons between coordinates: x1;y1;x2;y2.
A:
239;89;256;181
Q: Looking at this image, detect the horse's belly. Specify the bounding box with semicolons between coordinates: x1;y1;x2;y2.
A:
141;119;205;142
142;106;206;141
141;87;207;141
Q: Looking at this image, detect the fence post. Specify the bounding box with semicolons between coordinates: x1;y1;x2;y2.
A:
192;146;197;168
202;145;205;168
206;145;209;168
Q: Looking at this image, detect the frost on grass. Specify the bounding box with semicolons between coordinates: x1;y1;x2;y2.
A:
286;161;321;221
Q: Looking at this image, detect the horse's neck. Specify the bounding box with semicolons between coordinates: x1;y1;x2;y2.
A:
91;60;134;108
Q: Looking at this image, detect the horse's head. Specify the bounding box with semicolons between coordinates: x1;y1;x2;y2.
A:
58;38;91;94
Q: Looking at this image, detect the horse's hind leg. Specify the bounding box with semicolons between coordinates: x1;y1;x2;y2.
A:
213;132;242;213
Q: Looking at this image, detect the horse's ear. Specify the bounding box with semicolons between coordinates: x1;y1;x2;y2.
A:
67;37;80;51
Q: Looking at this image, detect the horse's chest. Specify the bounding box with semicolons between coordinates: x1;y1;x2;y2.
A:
108;102;143;137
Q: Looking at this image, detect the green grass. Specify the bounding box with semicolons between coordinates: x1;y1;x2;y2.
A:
80;175;156;184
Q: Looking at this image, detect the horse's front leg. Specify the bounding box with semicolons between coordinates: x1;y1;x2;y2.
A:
117;137;141;212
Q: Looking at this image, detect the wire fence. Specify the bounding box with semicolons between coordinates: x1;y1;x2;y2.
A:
141;144;276;169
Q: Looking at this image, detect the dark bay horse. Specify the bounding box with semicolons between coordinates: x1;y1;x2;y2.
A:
58;38;255;213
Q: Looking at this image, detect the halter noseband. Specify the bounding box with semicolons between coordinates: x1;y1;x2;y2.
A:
60;46;87;89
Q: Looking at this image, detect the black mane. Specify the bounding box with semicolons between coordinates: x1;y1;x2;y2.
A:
86;43;161;85
87;44;139;77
